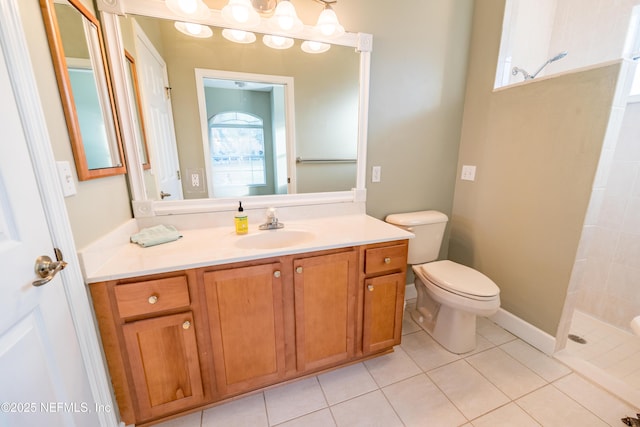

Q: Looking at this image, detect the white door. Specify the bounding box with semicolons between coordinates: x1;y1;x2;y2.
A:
134;20;183;201
0;10;108;427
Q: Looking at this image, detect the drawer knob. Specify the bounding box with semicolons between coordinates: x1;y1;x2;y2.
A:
296;266;303;274
182;321;191;330
274;270;281;278
367;284;374;292
148;295;159;304
384;257;391;264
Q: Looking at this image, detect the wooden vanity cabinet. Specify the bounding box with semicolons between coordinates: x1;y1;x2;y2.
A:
360;241;408;355
201;262;287;397
293;250;357;372
90;271;209;425
89;240;407;426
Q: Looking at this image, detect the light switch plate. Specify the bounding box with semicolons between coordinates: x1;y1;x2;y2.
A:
461;165;476;181
372;166;381;183
56;161;76;197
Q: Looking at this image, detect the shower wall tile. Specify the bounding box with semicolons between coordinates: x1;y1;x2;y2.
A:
583;188;605;226
587;226;619;261
622;196;640;231
614;232;640;269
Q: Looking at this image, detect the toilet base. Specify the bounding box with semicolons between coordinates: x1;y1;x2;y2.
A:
411;305;477;354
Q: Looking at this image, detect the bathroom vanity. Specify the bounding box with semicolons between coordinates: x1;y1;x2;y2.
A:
85;214;411;426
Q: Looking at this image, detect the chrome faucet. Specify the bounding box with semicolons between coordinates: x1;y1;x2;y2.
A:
259;207;284;230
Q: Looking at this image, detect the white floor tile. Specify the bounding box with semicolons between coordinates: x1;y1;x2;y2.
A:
466;347;547;399
202;393;268;427
273;408;336;427
400;330;461;372
364;346;422;387
330;390;403;427
516;384;609;426
477;317;517;346
500;339;571;382
153;411;202;427
317;363;378;405
264;377;327;426
428;359;510;420
553;373;638;426
382;374;467;427
470;402;540;427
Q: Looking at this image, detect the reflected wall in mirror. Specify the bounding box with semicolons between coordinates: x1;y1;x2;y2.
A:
40;0;126;180
117;13;360;200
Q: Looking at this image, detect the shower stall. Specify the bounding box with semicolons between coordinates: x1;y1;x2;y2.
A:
555;59;640;408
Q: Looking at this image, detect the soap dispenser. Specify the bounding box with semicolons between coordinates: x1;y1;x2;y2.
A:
234;201;248;235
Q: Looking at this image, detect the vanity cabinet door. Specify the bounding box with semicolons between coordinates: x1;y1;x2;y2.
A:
203;263;286;396
122;311;204;421
362;273;405;354
293;250;357;372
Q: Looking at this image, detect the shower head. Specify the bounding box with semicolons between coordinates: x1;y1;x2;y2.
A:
512;51;568;81
549;51;568;63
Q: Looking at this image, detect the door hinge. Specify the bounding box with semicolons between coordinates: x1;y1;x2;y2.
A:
176;170;181;180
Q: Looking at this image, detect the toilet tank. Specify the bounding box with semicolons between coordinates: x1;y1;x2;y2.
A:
385;211;448;264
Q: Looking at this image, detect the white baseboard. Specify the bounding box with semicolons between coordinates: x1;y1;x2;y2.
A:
406;284;555;355
489;308;556;355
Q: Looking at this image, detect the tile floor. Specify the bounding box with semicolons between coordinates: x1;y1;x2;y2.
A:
564;310;640;394
154;301;639;427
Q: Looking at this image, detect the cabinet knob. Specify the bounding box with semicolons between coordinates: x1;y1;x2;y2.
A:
367;284;374;292
182;321;191;330
296;266;303;274
274;270;281;278
148;295;159;304
384;257;391;264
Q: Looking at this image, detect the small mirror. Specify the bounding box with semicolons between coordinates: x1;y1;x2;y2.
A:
40;0;126;180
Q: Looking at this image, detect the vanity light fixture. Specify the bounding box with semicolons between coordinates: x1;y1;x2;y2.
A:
262;34;294;49
221;0;261;28
166;0;211;18
220;0;344;38
222;29;257;44
268;0;303;34
174;21;213;38
314;1;344;38
301;40;330;53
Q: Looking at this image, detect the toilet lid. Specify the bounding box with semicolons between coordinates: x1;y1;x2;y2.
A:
418;260;499;298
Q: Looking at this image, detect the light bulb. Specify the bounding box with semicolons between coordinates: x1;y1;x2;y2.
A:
263;34;294;49
184;22;202;35
177;0;198;14
222;0;260;28
232;5;249;23
271;35;286;46
270;1;302;33
301;40;330;54
316;7;344;37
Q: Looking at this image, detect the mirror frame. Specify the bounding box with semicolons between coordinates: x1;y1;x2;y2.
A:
40;0;127;181
96;0;372;216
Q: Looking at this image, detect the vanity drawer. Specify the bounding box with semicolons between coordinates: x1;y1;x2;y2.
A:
114;276;190;319
364;244;407;275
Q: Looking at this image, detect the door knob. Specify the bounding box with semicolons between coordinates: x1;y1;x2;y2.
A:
160;191;171;200
33;248;67;287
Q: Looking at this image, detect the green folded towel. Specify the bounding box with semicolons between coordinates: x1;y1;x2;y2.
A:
130;225;182;247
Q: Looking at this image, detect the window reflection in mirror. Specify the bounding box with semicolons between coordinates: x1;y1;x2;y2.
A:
41;0;126;180
195;71;292;199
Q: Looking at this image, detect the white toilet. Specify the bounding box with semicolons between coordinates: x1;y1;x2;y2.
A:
385;210;500;354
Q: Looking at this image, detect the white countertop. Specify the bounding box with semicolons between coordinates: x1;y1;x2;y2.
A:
82;214;413;283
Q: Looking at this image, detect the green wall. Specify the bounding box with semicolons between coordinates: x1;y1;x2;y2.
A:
449;0;620;336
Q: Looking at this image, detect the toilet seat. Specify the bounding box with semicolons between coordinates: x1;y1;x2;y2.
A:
415;260;499;301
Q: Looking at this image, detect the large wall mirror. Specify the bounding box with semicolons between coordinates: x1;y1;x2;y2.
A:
96;0;372;215
41;0;126;180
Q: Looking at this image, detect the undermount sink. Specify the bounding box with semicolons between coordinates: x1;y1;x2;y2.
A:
234;230;316;250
